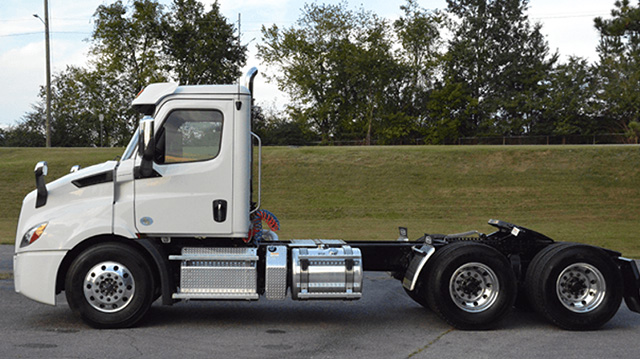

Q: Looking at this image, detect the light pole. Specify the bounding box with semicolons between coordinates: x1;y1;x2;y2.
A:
99;114;104;147
33;1;52;148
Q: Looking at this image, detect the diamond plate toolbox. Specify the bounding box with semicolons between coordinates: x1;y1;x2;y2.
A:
170;247;259;299
265;245;288;300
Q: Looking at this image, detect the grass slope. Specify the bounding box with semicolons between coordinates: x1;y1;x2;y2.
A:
2;146;639;257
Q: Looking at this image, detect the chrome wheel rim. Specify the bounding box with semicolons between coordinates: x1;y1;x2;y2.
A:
83;261;135;313
449;262;500;313
556;262;606;313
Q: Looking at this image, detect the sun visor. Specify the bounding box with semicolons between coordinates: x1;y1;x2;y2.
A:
131;83;179;115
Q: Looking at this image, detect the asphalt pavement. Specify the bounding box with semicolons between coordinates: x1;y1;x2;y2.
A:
1;245;639;359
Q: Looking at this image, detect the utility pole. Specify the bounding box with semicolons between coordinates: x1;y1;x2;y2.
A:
34;0;52;147
99;114;104;147
237;12;241;94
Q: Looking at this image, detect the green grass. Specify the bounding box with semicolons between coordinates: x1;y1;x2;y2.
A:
2;145;639;257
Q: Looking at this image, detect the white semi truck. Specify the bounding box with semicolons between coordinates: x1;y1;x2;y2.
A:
13;69;640;330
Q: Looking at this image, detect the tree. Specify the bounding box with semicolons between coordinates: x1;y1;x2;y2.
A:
49;67;99;147
441;0;557;136
536;57;597;136
1;111;46;147
11;0;247;147
17;66;135;147
393;0;446;144
92;0;168;92
593;0;640;133
258;3;360;143
162;0;246;85
259;3;419;144
252;105;317;145
626;120;640;143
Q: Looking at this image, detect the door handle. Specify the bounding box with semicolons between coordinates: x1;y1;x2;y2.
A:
213;200;227;222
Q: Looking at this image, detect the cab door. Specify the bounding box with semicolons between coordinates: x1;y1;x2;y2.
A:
134;98;234;236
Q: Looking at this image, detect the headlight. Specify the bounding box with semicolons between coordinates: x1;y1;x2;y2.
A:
20;222;48;248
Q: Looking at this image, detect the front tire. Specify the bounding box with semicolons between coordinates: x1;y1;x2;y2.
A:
420;242;517;330
526;243;622;330
65;242;155;328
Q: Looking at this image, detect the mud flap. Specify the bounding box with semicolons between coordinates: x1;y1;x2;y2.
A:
618;257;640;313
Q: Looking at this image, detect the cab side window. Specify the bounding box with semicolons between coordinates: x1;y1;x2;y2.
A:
155;109;223;164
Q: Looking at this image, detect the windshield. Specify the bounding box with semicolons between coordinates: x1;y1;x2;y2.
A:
122;127;139;161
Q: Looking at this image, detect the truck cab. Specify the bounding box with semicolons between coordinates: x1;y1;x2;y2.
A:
14;81;254;309
127;82;252;238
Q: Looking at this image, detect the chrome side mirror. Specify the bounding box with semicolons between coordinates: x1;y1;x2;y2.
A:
138;116;155;178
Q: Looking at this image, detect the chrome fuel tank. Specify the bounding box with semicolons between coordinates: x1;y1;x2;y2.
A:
290;240;363;300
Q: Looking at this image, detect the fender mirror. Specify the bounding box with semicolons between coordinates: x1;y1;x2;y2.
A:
138;116;155;178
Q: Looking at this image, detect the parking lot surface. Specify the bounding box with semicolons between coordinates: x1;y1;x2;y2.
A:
1;245;639;359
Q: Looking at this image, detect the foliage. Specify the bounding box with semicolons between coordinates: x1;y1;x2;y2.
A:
394;0;443;90
626;120;640;143
258;2;408;144
393;0;445;143
9;0;244;147
441;0;557;137
252;106;318;145
1;111;45;147
162;0;246;84
91;0;168;92
594;0;640;132
8;0;640;147
539;57;598;136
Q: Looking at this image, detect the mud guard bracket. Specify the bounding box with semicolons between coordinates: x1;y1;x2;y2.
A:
402;242;436;291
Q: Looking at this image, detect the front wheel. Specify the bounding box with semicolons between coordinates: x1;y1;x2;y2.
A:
65;242;155;328
419;242;517;330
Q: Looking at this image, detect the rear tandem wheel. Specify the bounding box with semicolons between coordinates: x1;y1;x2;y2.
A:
413;242;517;330
526;243;623;330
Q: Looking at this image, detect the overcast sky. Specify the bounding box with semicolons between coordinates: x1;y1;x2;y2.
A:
0;0;616;128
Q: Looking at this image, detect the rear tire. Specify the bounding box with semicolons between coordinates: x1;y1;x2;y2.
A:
419;242;517;330
526;243;622;330
516;242;571;311
65;242;155;329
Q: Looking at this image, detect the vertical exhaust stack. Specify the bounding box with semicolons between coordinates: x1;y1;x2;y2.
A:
244;67;259;128
245;67;258;93
245;68;258;99
245;67;260;214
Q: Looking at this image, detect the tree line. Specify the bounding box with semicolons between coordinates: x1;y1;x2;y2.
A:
2;0;640;147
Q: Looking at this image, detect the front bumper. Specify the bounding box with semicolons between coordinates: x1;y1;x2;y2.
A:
13;250;66;306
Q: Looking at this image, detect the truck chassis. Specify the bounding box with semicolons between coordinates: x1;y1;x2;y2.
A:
52;218;640;330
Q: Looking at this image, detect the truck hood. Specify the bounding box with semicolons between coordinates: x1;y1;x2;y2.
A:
16;160;119;251
45;160;118;192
